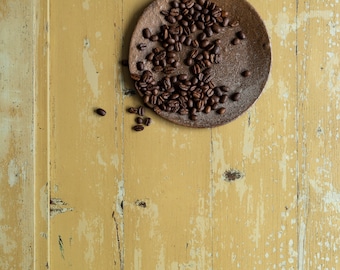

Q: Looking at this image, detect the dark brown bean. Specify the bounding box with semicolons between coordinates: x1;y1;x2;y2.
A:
132;125;144;131
137;61;144;71
192;64;201;74
137;106;145;116
232;38;241;45
205;27;213;37
221;17;229;27
150;35;159;41
229;20;239;27
135;117;143;124
219;94;228;103
216;107;226;115
200;39;210;48
212;23;220;33
95;108;106;116
196;21;205;30
185;58;194;66
144;117;152;126
230;92;240;101
127;107;137;114
192;39;199;48
236;31;246;39
242;70;251;77
142;28;151;39
166;15;177;24
137;43;147;50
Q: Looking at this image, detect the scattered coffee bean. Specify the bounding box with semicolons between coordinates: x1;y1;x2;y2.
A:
137;106;145;116
127;107;137;114
230;92;240;101
228;20;239;27
144;117;152;126
236;31;246;39
132;125;144;131
95;108;106;116
216;107;226;114
232;38;241;45
137;61;144;71
142;28;152;39
135;117;143;124
241;70;251;77
137;43;147;50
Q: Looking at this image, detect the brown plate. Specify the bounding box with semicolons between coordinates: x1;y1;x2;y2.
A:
129;0;271;128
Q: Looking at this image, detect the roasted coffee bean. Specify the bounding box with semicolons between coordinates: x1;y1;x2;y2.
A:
190;114;198;121
242;70;251;77
229;20;239;27
170;7;180;16
144;117;152;126
211;45;220;54
167;45;175;52
220;86;229;92
143;95;150;103
216;107;226;114
236;31;246;39
137;106;145;116
230;92;240;101
179;108;189;115
203;50;210;60
164;66;176;74
219;94;228;103
167;57;176;64
182;37;191;47
174;42;182;51
171;0;180;8
153;65;163;72
127;107;137;114
132;125;144;131
172;61;180;68
205;27;213;37
200;39;210;48
190;24;197;33
214;87;223;96
196;21;205;30
135;116;143;124
178;74;188;81
146;53;154;61
204;59;212;67
232;38;241;45
161;10;169;16
198;32;206;41
185;58;194;66
192;39;199;48
192;64;201;74
142;28;152;39
137;43;147;50
137;61;144;71
221;17;229;27
204;105;211;113
150;95;158;105
150;35;159;41
166;15;177;24
189;49;199;59
95;108;106;116
211;23;221;33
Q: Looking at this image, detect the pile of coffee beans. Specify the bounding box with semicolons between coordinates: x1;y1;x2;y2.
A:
127;106;152;131
130;0;250;122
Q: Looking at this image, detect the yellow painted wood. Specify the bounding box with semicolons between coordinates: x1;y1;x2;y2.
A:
2;0;340;269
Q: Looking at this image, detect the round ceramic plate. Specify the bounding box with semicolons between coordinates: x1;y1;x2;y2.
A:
129;0;271;128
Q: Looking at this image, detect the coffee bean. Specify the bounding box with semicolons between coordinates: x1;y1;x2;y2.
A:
137;43;147;50
192;39;199;48
184;36;192;46
190;114;198;121
216;107;226;114
178;74;188;81
220;86;229;92
230;92;240;101
150;35;159;41
135;117;143;124
185;58;194;66
144;117;152;126
166;15;177;24
211;45;220;54
142;28;151;39
197;0;205;5
95;108;106;116
137;106;145;116
172;61;180;68
192;64;201;74
203;105;211;113
196;21;205;30
221;17;229;27
171;0;180;8
153;65;163;72
229;20;239;27
219;94;228;103
236;31;246;39
137;61;144;71
212;23;220;33
174;42;182;51
127;107;137;114
200;39;210;48
205;27;213;37
170;7;180;16
232;38;241;45
242;70;251;77
132;125;144;131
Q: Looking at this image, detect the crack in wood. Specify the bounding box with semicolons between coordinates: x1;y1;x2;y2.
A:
112;211;123;270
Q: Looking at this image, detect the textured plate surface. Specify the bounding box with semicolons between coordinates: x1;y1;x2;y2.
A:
129;0;271;128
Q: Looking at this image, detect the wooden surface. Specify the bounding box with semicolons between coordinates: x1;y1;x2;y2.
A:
1;0;340;269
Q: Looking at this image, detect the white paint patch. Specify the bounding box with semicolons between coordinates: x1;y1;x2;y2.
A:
95;31;102;38
82;0;90;10
83;39;99;98
7;159;19;187
96;151;107;166
111;154;119;170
